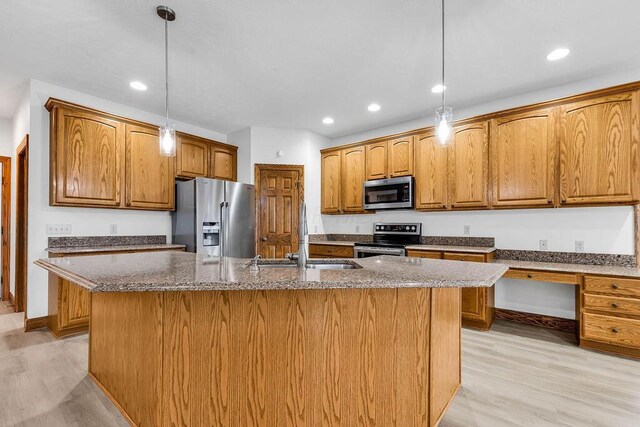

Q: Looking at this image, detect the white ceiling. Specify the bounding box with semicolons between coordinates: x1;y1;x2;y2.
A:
1;0;640;138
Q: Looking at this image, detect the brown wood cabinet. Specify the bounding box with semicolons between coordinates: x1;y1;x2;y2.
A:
559;91;640;205
449;121;489;209
125;124;175;210
309;243;354;258
341;145;366;213
387;136;414;177
407;248;495;330
210;144;237;181
365;141;388;180
321;150;342;213
414;130;448;209
490;108;558;207
176;133;210;178
48;102;124;208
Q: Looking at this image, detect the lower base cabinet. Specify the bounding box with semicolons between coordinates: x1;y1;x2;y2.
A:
407;249;496;330
309;243;355;258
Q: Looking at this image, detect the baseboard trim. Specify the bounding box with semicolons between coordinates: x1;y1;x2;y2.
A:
8;292;15;306
495;308;577;333
580;338;640;360
24;315;49;331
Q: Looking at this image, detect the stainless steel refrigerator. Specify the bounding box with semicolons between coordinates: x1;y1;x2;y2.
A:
172;178;256;257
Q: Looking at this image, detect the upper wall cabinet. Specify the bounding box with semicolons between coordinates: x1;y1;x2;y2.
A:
341;145;367;213
48;101;124;208
176;133;209;179
365;141;388;180
449;121;489;208
125;124;175;210
490;108;558;208
210;144;237;181
414;130;448;210
388;136;414;177
321;150;342;213
559;91;640;205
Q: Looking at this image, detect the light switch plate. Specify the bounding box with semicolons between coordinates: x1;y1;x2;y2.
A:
463;225;471;235
539;239;548;250
575;240;584;252
46;224;72;235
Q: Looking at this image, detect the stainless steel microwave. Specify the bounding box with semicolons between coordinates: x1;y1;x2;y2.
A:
363;176;414;210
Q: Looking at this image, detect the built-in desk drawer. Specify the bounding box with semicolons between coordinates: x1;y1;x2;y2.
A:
582;313;640;348
584;276;640;298
503;269;578;284
583;294;640;317
443;253;486;263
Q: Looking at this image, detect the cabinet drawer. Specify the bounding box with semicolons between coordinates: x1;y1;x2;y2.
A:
406;250;442;259
443;253;486;263
582;313;640;348
583;294;640;317
584;276;640;298
308;244;354;258
503;269;578;284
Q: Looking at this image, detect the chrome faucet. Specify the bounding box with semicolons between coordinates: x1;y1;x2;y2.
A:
286;202;308;267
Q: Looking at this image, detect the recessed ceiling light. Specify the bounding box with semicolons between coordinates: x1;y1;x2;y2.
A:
431;84;446;94
368;103;381;112
129;81;148;91
322;117;334;125
546;48;570;61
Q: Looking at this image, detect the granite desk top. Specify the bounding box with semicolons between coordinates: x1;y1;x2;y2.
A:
34;251;508;293
309;240;496;254
495;259;640;278
46;243;186;255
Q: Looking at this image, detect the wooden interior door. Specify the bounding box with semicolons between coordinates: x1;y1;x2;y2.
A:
256;164;304;258
15;136;28;313
0;156;10;304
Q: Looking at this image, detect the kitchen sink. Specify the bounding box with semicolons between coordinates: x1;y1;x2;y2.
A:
248;259;362;270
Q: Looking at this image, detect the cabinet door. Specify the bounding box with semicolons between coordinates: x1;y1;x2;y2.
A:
449;121;489;208
443;253;486;321
125;124;175;210
365;141;388;180
559;91;640;204
176;133;209;178
414;130;448;209
210;145;237;181
388;136;414;177
50;106;124;207
321;150;342;213
491;109;557;207
341;146;366;212
59;279;90;329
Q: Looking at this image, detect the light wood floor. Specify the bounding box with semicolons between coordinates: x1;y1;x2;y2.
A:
0;310;638;426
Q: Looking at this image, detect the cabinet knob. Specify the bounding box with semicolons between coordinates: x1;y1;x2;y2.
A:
611;302;619;309
527;273;533;278
611;327;619;334
611;283;619;289
261;237;267;241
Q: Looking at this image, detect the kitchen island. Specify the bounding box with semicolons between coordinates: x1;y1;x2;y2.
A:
35;252;507;427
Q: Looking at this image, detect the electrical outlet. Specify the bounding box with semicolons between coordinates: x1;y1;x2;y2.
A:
46;224;72;235
355;225;360;233
539;239;548;250
575;240;584;252
110;224;118;234
463;225;471;235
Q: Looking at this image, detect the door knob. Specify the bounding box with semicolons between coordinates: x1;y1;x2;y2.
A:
261;237;267;241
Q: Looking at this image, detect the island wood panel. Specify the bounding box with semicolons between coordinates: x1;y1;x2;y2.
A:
490;108;557;207
176;133;209;178
86;287;462;426
125;123;175;210
449;121;489;208
210;145;237;181
559;90;640;205
388;136;414;177
414;130;448;210
365;141;388;180
90;291;164;427
321;150;342;213
341;145;366;213
50;105;124;207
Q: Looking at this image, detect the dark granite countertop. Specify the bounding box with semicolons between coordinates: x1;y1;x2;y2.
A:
34;251;508;293
494;259;640;278
309;240;496;254
47;243;186;255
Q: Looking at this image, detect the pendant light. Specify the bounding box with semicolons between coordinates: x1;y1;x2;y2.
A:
435;0;452;146
157;5;176;157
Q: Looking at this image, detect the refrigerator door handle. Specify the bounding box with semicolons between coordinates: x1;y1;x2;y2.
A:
220;202;225;257
224;202;230;257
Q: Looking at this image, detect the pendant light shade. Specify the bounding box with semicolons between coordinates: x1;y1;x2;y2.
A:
434;0;453;146
158;5;176;157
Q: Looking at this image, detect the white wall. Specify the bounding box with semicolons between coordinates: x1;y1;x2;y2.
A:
323;71;640;320
0;118;13;156
25;79;227;319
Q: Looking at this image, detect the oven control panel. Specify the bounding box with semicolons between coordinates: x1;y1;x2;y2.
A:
373;223;421;235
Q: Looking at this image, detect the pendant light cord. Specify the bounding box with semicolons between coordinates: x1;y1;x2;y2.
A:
441;0;446;110
164;16;169;122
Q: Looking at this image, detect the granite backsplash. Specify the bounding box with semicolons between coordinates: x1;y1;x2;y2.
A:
48;235;167;249
495;249;635;267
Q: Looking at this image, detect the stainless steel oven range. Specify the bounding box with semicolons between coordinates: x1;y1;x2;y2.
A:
353;222;422;258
